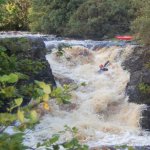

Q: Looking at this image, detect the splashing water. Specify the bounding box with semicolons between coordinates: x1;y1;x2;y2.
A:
24;42;150;148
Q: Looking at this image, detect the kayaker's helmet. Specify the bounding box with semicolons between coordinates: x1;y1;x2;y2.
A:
99;64;103;68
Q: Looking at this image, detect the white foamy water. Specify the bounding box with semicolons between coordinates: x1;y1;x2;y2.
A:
24;42;150;148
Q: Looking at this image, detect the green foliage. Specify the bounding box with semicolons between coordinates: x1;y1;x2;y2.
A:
81;82;87;87
0;0;148;42
0;113;16;126
138;83;150;94
0;49;17;75
115;145;135;150
29;0;85;34
0;73;18;83
51;85;71;104
0;133;27;150
131;0;150;45
68;0;133;39
36;125;89;150
29;0;134;39
0;46;48;112
0;0;30;30
56;43;71;57
0;73;21;103
0;48;45;76
17;59;46;75
0;46;45;124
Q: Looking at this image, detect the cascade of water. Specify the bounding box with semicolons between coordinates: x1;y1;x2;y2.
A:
24;40;150;148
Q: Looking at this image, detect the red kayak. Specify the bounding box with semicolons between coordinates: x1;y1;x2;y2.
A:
115;35;133;41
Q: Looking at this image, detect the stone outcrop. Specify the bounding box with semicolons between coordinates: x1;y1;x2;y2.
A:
0;36;56;86
123;46;150;130
0;36;56;112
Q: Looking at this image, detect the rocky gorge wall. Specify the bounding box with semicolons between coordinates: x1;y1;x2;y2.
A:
123;46;150;130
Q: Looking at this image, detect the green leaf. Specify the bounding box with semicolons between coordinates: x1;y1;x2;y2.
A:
17;110;24;123
49;135;59;145
0;75;9;83
72;127;78;134
8;73;19;83
0;86;16;98
35;88;44;97
35;81;51;94
42;94;49;102
0;113;16;126
0;73;18;83
15;72;29;80
30;110;38;123
0;46;6;52
15;98;23;106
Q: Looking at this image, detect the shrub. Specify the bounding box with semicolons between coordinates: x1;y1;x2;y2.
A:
67;0;134;39
36;125;89;150
0;0;30;30
29;0;85;34
0;133;27;150
131;0;150;45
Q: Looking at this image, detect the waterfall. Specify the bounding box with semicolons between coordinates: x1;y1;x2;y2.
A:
24;40;150;148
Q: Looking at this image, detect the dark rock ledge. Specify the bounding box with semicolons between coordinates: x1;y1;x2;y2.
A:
0;36;56;86
0;36;56;112
123;46;150;130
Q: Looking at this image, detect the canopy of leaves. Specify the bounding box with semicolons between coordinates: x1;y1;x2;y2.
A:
29;0;85;35
131;0;150;45
0;0;30;30
29;0;134;39
67;0;134;39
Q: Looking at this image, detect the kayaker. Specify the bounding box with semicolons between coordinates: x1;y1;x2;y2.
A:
98;61;110;72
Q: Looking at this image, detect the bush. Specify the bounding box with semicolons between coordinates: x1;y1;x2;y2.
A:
29;0;134;39
0;133;27;150
0;44;72;128
29;0;85;34
67;0;134;39
131;0;150;45
36;125;89;150
0;0;30;30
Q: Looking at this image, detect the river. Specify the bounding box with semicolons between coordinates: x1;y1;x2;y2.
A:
24;39;150;148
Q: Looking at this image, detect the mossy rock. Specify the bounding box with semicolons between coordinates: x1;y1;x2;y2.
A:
0;37;46;60
0;36;56;112
0;36;55;83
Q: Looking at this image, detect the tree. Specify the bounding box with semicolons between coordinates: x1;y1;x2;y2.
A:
29;0;85;35
0;0;30;30
0;0;6;23
67;0;134;39
131;0;150;45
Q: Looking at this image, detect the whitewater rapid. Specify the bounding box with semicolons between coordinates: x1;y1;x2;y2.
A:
24;41;150;148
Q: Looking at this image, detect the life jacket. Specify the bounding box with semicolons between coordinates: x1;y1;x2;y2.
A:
99;64;104;68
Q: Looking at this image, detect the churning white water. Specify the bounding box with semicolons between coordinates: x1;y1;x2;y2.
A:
24;40;150;148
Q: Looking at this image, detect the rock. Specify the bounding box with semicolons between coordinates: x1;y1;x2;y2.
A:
54;73;75;85
141;106;150;130
0;36;56;86
0;36;56;112
90;146;150;150
122;46;150;130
